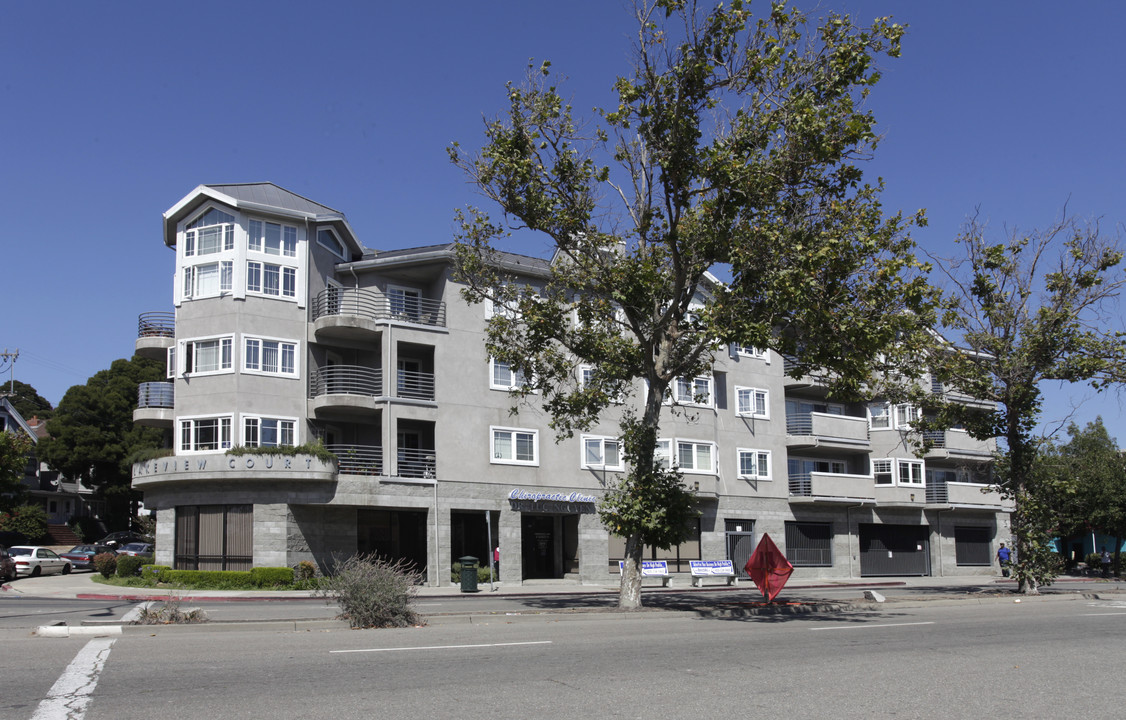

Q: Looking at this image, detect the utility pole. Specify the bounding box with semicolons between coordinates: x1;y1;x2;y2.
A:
0;348;17;397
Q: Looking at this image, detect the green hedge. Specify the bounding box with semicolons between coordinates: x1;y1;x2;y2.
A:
116;555;148;577
250;566;295;587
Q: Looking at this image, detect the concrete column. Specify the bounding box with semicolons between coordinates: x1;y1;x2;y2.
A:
154;507;176;566
578;511;611;584
254;503;289;567
499;506;522;585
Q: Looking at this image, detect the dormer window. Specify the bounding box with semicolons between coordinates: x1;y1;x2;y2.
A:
185;208;235;257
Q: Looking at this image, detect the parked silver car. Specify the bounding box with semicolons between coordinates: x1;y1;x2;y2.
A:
7;546;71;577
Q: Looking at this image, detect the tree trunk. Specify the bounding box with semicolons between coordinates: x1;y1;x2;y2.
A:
618;533;644;610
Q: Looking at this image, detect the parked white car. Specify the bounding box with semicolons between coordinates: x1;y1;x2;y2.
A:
7;546;71;577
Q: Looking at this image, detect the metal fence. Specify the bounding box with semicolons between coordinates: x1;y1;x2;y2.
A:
308;365;382;397
137;311;175;338
311;287;446;327
137;381;174;408
327;444;383;476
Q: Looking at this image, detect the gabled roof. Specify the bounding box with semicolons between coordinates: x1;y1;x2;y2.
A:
0;397;36;443
163;183;362;255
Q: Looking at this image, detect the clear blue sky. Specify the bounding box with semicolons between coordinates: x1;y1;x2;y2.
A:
2;1;1123;442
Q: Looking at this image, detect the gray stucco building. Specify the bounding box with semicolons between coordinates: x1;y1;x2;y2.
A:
131;183;1011;586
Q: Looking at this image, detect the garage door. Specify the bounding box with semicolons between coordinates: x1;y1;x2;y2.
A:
859;523;930;576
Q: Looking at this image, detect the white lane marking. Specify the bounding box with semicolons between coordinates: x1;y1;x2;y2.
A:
1082;612;1126;616
810;621;935;631
331;640;552;654
31;637;116;720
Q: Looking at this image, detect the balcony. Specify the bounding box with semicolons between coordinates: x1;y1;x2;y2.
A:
926;480;1010;510
135;312;175;361
396;447;436;481
782;355;831;390
311;288;446;342
327;444;383;476
396;368;436;401
922;429;993;459
786;412;870;449
309;365;383;416
133;382;174;428
788;472;875;503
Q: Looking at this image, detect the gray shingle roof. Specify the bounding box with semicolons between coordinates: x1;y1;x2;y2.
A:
203;183;341;216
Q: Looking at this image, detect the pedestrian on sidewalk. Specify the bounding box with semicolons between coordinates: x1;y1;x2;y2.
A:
997;543;1011;577
1100;547;1112;578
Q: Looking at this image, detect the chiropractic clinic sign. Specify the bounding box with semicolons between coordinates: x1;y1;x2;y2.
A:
508;488;598;514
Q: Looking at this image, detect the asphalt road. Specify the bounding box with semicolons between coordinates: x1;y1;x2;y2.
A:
4;594;1125;719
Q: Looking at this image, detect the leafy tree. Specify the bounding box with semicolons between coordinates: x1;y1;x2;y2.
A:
452;0;935;608
36;356;166;529
1;379;53;421
0;503;49;543
1053;418;1126;574
927;213;1126;594
0;430;34;511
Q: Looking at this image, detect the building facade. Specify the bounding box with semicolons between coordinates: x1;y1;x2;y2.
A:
131;183;1011;586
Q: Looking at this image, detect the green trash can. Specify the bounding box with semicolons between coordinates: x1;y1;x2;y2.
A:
459;556;479;593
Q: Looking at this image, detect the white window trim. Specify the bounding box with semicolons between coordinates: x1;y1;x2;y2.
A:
737;448;771;480
579;365;626;404
246;260;298;300
178;414;233;453
247;217;299;258
868;403;891;430
734;344;770;362
580;435;624;471
735;386;770;418
667;375;714;408
490;426;539;466
241;335;300;378
893;403;921;430
179;335;234;377
490;357;531;391
240;414;299;448
316;227;347;259
897;458;925;486
674;438;717;475
872;458;894;485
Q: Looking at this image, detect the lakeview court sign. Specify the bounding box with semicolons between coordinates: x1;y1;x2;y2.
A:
133;453;337;485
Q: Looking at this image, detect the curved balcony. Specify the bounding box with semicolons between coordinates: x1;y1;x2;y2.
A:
135;311;175;361
327;444;383;476
309;365;383;416
310;288;446;343
134;381;174;428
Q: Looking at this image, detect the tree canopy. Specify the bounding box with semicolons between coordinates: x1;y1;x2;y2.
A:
1052;418;1126;568
36;356;166;529
452;0;935;608
0;430;33;512
1;379;53;421
927;212;1126;593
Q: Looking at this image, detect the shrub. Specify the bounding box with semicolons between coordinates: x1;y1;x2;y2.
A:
250;566;295;587
93;552;117;579
316;554;424;628
116;555;148;577
450;563;498;584
163;570;254;589
0;504;49;544
295;560;317;581
141;564;170;583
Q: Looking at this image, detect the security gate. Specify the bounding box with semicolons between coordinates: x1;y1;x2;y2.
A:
725;520;755;578
859;523;930;576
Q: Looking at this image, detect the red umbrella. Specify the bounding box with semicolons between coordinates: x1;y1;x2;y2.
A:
744;533;793;602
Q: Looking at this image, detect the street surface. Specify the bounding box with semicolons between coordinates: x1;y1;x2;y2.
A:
3;590;1125;719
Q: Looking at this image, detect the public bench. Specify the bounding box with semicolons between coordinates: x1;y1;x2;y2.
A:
689;560;738;587
619;560;673;587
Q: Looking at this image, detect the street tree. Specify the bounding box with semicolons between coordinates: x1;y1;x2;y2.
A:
36;356;166;529
451;0;936;609
1053;418;1126;574
0;430;33;511
927;213;1126;594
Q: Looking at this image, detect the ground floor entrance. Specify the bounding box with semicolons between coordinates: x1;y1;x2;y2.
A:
357;508;428;575
520;513;579;580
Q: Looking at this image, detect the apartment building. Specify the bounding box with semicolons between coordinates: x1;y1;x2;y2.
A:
131;183;1011;586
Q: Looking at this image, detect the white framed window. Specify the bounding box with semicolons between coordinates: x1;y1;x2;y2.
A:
243;415;296;448
166;346;176;380
247;261;297;298
182;336;233;375
894;403;920;429
736;387;769;418
733;344;769;362
869;403;890;430
491;427;538;466
243;337;298;377
655;438;672;469
183;261;233;299
898;459;924;486
581;435;623;471
248;219;298;257
670;375;713;407
676;440;715;474
738;449;771;480
579;365;626;403
316;227;346;259
389;285;423;321
184;208;235;257
490;358;529;391
873;458;893;485
179;415;232;452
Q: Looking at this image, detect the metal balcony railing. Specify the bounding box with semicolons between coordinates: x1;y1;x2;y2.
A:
922;430;946;448
396;369;435;400
326;444;383;476
137;382;174;409
311;288;446;327
137;312;175;338
397;448;436;479
926;481;948;504
788;472;813;496
786;413;814;435
308;366;382;397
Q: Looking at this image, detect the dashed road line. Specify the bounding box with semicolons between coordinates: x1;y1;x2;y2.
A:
810;621;935;631
31;637;116;720
331;640;553;654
